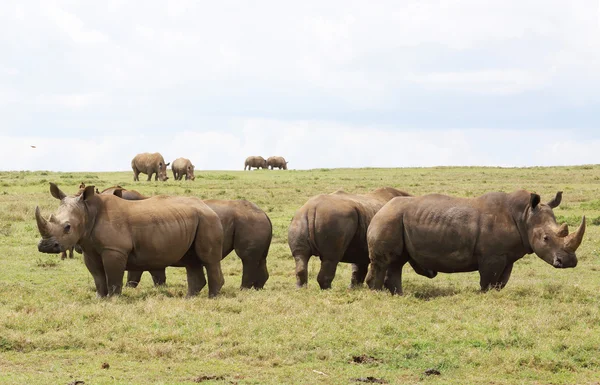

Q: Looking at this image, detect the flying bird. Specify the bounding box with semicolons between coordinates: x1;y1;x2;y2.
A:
30;145;36;148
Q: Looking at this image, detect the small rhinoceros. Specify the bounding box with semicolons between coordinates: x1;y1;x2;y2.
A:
131;152;170;181
366;190;586;294
171;157;196;181
267;156;288;170
35;183;225;298
244;156;268;170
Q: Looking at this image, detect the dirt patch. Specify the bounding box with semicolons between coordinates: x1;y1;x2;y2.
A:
192;375;234;383
352;376;387;384
424;368;441;376
351;355;380;364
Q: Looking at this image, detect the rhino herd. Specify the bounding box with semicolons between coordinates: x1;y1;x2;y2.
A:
130;152;288;183
35;170;586;299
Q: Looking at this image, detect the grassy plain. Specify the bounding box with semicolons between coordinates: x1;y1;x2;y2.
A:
1;166;599;385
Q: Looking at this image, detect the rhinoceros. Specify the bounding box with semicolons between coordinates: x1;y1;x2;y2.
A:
366;190;586;294
267;156;288;170
35;183;225;297
172;157;196;181
131;152;170;181
100;186;147;200
244;156;268;170
101;187;272;289
288;187;435;289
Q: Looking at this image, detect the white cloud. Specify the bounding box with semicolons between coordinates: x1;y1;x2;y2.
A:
405;69;554;95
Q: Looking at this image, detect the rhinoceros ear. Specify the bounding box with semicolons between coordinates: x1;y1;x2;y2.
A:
78;185;96;201
530;193;541;210
49;182;66;200
547;191;563;208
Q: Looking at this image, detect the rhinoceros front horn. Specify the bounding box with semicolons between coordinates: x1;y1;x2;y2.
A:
35;206;50;236
565;216;586;252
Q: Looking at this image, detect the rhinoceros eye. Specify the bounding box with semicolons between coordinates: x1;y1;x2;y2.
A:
64;224;71;233
543;234;549;242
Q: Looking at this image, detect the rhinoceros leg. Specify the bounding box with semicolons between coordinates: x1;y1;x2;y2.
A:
132;166;140;181
102;250;127;296
478;256;508;291
293;253;311;288
240;259;259;289
126;271;144;288
317;259;339;290
83;252;108;298
366;259;389;291
350;263;369;288
382;262;400;295
496;263;514;290
185;265;207;297
150;269;166;286
253;258;269;289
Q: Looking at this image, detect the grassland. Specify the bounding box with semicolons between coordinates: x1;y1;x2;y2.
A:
1;166;599;385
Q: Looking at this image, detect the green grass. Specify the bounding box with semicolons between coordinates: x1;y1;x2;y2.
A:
1;166;600;384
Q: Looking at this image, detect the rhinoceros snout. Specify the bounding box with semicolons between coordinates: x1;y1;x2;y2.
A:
37;238;62;254
553;254;577;268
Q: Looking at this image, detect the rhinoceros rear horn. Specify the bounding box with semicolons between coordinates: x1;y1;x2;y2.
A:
557;223;568;237
547;191;563;208
565;216;586;252
35;206;49;236
49;183;66;200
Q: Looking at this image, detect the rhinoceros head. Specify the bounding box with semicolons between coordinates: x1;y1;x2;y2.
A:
526;191;585;268
158;161;170;181
35;183;95;254
188;164;195;181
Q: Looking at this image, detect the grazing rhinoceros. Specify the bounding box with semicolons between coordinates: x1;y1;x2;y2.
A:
103;187;272;289
35;183;224;298
267;156;288;170
366;190;586;295
288;187;436;290
244;156;268;170
131;152;170;181
172;157;196;181
100;186;147;200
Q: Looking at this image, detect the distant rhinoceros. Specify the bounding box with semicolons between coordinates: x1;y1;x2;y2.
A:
35;183;224;298
267;156;288;170
172;158;196;181
103;187;272;289
244;156;267;170
366;190;586;294
288;187;435;290
131;152;170;181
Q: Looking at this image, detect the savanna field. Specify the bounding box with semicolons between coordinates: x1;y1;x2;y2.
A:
1;166;600;385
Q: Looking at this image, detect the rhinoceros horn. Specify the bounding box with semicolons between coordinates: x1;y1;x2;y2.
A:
35;206;50;236
565;216;586;252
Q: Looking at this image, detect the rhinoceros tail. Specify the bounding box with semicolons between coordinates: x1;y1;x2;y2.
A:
306;206;319;256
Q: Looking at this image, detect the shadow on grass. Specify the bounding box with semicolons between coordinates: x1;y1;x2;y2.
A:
405;282;464;300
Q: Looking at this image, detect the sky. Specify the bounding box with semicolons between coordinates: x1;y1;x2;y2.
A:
1;0;599;171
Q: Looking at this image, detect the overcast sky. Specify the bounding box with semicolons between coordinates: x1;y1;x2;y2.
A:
1;1;599;171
